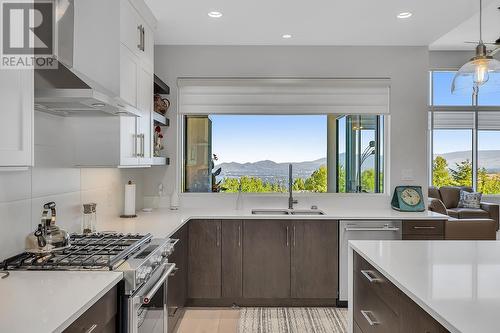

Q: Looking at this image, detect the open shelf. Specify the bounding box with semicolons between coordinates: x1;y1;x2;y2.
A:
154;75;170;95
152;157;170;166
153;112;169;126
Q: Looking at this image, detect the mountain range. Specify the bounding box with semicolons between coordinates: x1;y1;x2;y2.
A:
435;150;500;173
215;154;375;182
214;150;500;183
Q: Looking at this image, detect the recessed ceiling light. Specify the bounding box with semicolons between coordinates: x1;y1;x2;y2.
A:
397;12;412;19
282;34;292;39
208;11;223;18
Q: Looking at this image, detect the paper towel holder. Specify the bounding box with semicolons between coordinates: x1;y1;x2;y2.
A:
120;180;138;218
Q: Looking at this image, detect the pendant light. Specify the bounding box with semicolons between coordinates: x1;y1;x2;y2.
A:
451;0;500;95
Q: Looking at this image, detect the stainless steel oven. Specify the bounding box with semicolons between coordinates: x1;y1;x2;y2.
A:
128;262;176;333
117;238;178;333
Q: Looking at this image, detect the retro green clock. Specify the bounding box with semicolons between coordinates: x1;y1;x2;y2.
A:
391;186;425;212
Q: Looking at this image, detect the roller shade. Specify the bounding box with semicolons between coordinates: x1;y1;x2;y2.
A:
432;112;475;129
478;112;500;130
178;78;390;115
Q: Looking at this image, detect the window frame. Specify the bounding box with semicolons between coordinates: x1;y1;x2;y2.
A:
429;70;500;195
178;113;390;196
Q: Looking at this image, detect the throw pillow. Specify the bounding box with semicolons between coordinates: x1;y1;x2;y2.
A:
458;190;482;209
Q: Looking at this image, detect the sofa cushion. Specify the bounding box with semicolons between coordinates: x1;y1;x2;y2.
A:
447;209;460;218
448;208;490;219
458;190;482;208
428;187;442;201
428;198;447;215
440;187;462;208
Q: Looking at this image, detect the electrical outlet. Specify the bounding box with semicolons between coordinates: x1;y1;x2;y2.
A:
401;169;415;181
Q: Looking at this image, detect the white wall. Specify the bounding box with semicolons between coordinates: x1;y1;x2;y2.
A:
0;112;145;261
146;46;430;210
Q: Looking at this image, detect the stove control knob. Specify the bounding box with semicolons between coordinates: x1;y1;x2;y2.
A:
162;246;172;258
137;269;148;284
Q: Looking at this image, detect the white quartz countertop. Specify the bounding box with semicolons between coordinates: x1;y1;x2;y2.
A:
349;240;500;333
0;271;123;333
98;207;447;238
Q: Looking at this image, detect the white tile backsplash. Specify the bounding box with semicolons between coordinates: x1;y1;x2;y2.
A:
0;200;32;259
0;166;144;261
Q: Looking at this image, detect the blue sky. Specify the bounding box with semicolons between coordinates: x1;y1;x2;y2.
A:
432;72;500;154
211;115;327;163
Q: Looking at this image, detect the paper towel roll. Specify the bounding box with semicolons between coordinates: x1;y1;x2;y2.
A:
123;181;136;216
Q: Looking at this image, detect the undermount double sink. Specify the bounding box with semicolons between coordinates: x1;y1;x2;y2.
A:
251;208;325;216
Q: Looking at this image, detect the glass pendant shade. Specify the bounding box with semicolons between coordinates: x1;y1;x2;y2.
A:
451;56;500;95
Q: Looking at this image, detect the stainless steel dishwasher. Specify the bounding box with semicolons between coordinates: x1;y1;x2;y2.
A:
338;220;402;304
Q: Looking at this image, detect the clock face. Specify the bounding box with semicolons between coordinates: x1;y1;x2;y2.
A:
400;188;421;206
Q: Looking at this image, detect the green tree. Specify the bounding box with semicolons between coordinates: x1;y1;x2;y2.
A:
293;178;306;191
478;168;500;194
450;159;473;187
337;165;346;193
432;156;456;187
361;169;375;192
304;165;327;193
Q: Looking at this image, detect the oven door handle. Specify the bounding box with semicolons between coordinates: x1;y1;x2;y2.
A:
140;263;176;304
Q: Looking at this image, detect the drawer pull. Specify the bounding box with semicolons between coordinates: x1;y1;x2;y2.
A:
85;324;98;333
360;310;380;326
413;226;436;229
361;270;381;283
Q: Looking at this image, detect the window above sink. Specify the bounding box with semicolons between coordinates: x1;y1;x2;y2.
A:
179;78;390;195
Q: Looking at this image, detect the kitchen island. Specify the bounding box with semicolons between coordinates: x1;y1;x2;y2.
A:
348;240;500;333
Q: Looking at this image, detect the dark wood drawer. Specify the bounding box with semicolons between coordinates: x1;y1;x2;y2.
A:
354;272;399;333
403;234;444;240
354;254;400;316
399;293;447;333
63;286;117;333
403;220;444;235
353;320;364;333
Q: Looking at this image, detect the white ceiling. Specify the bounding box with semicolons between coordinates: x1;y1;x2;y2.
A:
430;1;500;50
145;0;497;47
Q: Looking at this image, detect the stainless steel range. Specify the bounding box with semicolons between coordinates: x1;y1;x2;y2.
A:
2;233;177;333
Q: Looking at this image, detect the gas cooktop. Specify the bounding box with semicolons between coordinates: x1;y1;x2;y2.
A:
2;233;152;271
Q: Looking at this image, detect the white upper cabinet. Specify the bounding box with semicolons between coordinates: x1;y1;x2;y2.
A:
120;44;139;108
0;69;33;167
137;67;153;165
120;0;154;68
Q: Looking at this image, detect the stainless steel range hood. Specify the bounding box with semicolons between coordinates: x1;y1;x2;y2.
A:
34;0;137;117
35;62;135;117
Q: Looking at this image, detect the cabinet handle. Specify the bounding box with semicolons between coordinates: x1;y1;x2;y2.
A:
216;225;220;247
133;134;138;157
137;25;142;50
360;310;380;326
140;133;145;157
361;270;381;283
293;225;296;247
413;226;436;229
141;26;145;51
85;324;98;333
286;226;289;247
238;224;241;247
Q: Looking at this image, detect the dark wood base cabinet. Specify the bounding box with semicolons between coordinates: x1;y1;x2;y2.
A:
186;219;339;306
353;253;449;333
63;286;118;333
167;224;188;333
